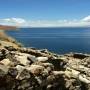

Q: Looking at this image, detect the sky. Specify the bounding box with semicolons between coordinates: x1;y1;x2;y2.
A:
0;0;90;27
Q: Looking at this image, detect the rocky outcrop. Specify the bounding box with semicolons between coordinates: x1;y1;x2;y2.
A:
0;30;90;90
0;45;90;90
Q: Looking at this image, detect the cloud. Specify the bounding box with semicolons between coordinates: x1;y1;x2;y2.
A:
0;18;28;27
27;16;90;27
0;16;90;27
28;19;90;27
82;15;90;22
3;18;26;23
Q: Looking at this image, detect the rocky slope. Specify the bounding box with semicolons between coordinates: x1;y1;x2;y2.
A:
0;31;90;90
0;30;22;48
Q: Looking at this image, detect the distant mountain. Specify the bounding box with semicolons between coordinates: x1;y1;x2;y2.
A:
0;25;16;30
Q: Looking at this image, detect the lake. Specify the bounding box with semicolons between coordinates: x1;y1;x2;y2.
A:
6;27;90;54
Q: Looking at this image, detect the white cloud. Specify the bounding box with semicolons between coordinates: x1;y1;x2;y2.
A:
27;16;90;27
3;18;26;23
82;15;90;22
0;16;90;27
12;18;26;23
0;18;29;27
28;19;90;27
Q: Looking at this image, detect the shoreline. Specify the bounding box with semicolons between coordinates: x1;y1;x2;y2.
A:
0;30;22;48
0;30;90;90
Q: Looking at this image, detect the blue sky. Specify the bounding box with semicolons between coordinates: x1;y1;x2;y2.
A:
0;0;90;27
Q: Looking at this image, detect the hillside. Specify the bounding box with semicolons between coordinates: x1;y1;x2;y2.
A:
0;25;21;49
0;25;16;30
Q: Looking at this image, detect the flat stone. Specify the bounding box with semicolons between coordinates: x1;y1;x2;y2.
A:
14;53;30;66
36;57;48;62
0;59;11;66
52;71;64;76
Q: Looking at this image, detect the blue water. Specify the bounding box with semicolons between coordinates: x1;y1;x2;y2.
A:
6;27;90;54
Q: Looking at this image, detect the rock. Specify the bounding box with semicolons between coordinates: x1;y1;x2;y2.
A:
16;69;31;80
42;62;54;67
47;59;64;71
39;49;49;53
47;75;56;83
27;55;37;63
0;64;8;76
36;57;48;62
26;65;44;75
47;84;52;90
14;53;30;66
17;80;31;90
4;46;17;51
52;71;64;76
78;74;90;84
0;59;11;66
8;67;18;77
0;49;8;60
73;53;88;59
11;65;31;80
15;65;25;72
35;76;42;85
42;63;54;73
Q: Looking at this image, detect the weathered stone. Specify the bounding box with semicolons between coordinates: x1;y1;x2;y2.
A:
73;53;88;59
0;49;8;60
52;71;64;76
0;64;8;76
42;63;54;68
8;67;18;77
47;59;63;71
42;69;49;76
16;69;31;80
4;46;17;51
42;63;54;72
36;57;48;62
0;59;11;66
39;49;49;53
47;75;56;83
14;53;30;66
26;65;44;75
15;65;25;72
27;55;37;63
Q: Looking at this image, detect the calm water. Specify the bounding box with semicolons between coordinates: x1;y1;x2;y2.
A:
6;27;90;54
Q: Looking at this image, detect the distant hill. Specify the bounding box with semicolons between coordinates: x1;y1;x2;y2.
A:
0;25;16;30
